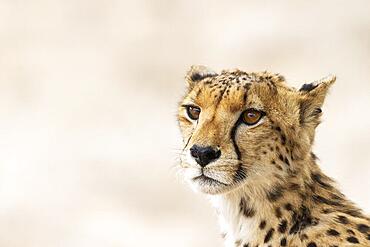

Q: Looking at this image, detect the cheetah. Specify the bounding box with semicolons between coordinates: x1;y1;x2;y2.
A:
177;65;370;247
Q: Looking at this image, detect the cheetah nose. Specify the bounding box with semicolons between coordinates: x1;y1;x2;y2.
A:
190;145;221;167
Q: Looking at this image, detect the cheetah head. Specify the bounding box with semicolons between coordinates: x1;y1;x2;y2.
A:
177;65;335;195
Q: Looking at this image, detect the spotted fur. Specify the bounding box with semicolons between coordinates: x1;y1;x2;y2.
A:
177;66;370;247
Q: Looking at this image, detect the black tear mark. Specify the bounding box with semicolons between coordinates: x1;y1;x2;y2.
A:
230;84;250;160
230;118;242;160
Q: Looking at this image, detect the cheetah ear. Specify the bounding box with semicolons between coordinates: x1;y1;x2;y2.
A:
185;65;218;89
298;75;336;126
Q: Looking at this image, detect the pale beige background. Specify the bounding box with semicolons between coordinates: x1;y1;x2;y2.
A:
0;1;369;247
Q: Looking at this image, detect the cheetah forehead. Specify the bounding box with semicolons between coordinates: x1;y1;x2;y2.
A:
191;69;291;99
204;69;287;88
185;69;293;112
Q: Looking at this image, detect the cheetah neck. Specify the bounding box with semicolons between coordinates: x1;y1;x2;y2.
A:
208;159;365;247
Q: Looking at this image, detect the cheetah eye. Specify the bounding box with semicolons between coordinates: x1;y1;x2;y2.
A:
242;108;264;125
186;105;201;120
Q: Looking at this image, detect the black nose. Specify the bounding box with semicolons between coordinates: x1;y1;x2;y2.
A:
190;145;221;167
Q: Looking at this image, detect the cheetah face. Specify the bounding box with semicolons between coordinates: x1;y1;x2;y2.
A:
177;66;335;195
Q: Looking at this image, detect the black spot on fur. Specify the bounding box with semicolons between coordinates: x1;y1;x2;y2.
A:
312;195;342;206
239;198;255;217
346;236;359;244
264;228;275;243
259;220;266;230
289;206;316;234
281;135;286;145
299;83;318;92
275;207;282;218
278;220;288;233
331;194;343;201
242;93;248;104
336;215;349;224
307;242;317;247
243;244;249;247
322;208;333;214
267;186;284;202
289;183;300;190
284;203;293;211
347;229;355;235
242;84;251;105
284;157;290;166
311;172;332;189
278;154;284;162
300;234;309;240
357;224;370;233
341;208;363;218
326;229;340;236
280;238;287;246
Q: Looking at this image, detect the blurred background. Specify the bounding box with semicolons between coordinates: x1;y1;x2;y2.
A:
0;0;369;246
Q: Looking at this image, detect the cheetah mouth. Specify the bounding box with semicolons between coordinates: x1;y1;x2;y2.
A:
192;174;228;187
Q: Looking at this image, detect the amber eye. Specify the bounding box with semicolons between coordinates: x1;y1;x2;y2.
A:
186;106;201;120
242;109;264;125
